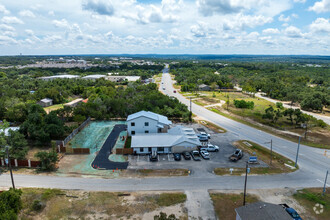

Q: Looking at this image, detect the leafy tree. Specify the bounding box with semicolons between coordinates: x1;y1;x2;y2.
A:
275;102;284;109
7;130;28;159
0;188;22;220
234;100;254;109
263;106;282;124
283;108;294;125
35;150;58;171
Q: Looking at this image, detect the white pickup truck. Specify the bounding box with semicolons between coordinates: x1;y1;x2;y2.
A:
200;143;219;152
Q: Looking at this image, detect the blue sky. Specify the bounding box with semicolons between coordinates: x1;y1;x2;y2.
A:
0;0;329;55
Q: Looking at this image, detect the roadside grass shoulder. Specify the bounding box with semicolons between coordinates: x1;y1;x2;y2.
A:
209;108;330;149
19;188;187;219
133;169;189;177
196;120;227;133
293;188;330;220
210;193;259;220
214;140;297;176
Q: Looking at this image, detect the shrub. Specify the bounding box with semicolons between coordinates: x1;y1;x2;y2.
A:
234;100;254;109
32;200;43;211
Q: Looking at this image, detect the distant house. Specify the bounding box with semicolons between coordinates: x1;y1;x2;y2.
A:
127;111;172;136
38;75;80;81
38;98;53;107
64;98;83;108
127;111;201;155
235;202;292;220
82;75;106;80
198;84;211;91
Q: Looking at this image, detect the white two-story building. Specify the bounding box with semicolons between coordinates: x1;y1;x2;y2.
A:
127;111;201;155
126;111;172;136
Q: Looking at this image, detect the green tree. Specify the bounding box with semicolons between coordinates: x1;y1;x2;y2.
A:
154;212;178;220
283;108;294;125
35;150;58;171
7;130;28;159
0;188;22;220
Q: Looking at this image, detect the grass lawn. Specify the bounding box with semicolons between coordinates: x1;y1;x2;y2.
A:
196;120;227;133
293;188;330;220
19;188;187;220
43;104;64;113
210;193;259;220
214;140;297;175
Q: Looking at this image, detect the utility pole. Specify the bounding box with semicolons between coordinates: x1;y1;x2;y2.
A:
6;146;15;189
270;139;273;166
189;97;192;113
323;170;328;196
243;162;249;206
294;136;301;168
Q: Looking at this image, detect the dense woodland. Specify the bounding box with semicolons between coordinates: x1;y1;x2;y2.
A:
171;62;330;112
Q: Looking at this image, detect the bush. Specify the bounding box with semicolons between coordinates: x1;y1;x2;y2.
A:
317;119;327;128
154;212;178;220
35;150;58;171
234;100;254;109
0;188;22;220
32;200;43;211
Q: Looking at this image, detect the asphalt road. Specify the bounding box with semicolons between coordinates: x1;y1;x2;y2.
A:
160;66;330;180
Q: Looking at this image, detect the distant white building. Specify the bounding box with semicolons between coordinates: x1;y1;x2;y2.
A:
127;111;201;154
82;75;106;80
39;75;80;81
127;111;172;136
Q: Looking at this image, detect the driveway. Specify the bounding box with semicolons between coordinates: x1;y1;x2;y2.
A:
91;124;128;170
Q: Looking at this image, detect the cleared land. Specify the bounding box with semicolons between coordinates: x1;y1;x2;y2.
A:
19;188;187;220
214;140;297;175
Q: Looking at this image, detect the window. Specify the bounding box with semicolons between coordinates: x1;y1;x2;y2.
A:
158;128;162;133
131;122;135;126
159;147;164;152
145;122;149;126
140;147;144;152
148;147;152;152
145;130;149;133
131;131;135;135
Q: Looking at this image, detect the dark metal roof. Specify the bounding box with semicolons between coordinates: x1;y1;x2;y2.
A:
235;202;292;220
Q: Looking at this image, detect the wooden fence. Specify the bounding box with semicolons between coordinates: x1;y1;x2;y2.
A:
1;158;41;168
72;148;90;154
116;148;133;155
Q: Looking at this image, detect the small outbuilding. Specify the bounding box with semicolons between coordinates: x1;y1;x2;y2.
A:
235;202;292;220
198;84;211;91
38;98;53;107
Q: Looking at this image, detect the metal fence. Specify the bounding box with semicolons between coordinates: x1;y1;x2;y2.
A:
62;117;91;146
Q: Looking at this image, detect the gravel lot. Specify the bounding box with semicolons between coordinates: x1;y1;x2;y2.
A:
127;123;267;174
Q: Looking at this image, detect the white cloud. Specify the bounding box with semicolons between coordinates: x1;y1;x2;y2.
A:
52;19;69;28
309;0;330;13
19;10;36;18
0;4;10;14
293;0;306;3
82;0;115;16
25;29;35;36
0;24;15;32
278;14;290;22
262;28;280;34
0;35;17;45
190;22;215;37
310;18;330;33
48;11;55;16
223;14;273;31
1;16;24;24
284;26;303;38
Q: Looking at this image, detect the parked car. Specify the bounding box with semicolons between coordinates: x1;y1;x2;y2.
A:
162;87;165;90
200;131;210;139
182;152;191;160
191;150;201;161
173;90;177;93
200;150;210;160
229;149;243;161
280;204;302;220
149;152;158;162
173;153;181;161
197;134;208;141
200;143;219;152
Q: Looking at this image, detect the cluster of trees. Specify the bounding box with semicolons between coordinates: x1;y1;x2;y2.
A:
170;61;329;112
233;100;254;109
170;63;233;92
262;104;326;128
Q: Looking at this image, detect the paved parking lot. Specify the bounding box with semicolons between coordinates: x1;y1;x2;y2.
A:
127;123;267;175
